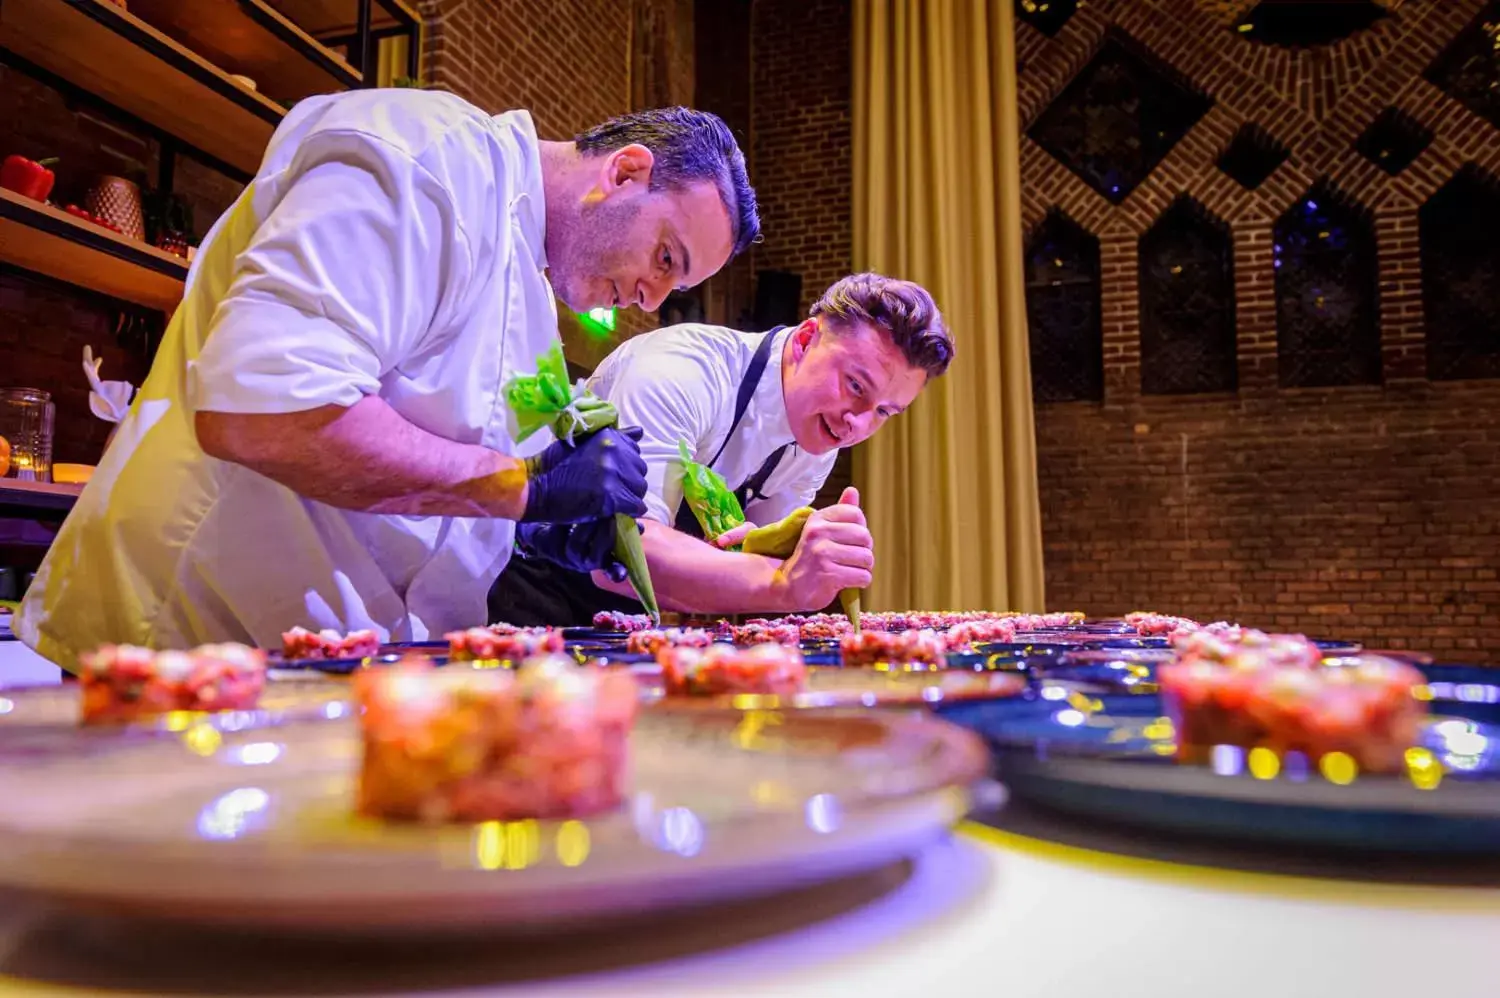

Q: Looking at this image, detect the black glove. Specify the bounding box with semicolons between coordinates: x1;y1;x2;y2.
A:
521;426;648;524
515;520;641;582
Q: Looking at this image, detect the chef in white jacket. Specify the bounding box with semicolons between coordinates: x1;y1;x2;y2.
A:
18;88;758;667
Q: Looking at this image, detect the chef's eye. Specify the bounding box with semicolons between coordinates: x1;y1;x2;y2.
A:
847;377;864;397
660;247;673;274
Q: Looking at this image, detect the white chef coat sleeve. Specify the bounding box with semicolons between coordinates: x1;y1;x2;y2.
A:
189;129;476;414
744;451;840;525
591;352;718;527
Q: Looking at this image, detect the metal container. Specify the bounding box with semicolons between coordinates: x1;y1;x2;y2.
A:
0;388;56;483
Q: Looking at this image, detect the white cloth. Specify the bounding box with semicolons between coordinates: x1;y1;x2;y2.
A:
82;346;135;423
19;90;559;666
586;323;838;529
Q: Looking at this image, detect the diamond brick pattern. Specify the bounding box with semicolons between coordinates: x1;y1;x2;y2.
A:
1028;30;1213;204
1354;107;1433;176
1424;1;1500;132
1216;122;1289;190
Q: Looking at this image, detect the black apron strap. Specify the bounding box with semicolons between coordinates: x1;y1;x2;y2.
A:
734;443;790;510
705;327;782;469
676;327;784;539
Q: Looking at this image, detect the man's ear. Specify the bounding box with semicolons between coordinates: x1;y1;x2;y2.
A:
788;317;819;361
598;143;655;192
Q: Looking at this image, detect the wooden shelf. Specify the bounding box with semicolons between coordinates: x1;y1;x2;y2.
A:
0;187;188;312
127;0;361;107
0;0;286;177
0;480;82;516
266;0;420;40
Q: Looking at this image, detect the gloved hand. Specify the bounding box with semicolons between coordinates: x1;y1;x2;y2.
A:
515;520;641;582
521;426;649;524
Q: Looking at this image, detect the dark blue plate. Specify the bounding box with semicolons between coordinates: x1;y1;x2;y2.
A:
973;641;1080;659
1101;637;1170;650
940;685;1500;854
561;627;634;641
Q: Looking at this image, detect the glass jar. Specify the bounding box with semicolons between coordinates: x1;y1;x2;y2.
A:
0;388;56;483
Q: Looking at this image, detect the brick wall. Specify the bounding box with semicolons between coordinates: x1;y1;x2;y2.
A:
1020;0;1500;660
746;0;856;506
748;0;854;316
420;0;695;369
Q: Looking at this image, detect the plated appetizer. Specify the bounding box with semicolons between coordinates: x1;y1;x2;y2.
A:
446;626;565;662
355;655;637;822
657;642;808;697
841;629;948;668
1160;630;1426;775
625;627;715;655
78;643;267;724
281;626;381;660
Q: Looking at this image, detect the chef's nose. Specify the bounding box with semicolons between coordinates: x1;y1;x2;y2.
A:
638;278;672;313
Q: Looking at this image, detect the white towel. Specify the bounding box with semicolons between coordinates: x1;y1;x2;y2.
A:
82;345;135;424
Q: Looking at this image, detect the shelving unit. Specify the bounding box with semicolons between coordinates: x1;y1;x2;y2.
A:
0;188;188;311
0;0;422;527
126;0;362;107
0;0;287;176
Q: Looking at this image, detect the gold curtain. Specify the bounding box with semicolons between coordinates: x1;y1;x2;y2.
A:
851;0;1045;612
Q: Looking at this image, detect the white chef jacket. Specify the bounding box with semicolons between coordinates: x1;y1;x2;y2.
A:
586;323;838;530
19;90;559;667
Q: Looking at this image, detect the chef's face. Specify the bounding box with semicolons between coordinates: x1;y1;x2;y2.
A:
550;144;735;313
782;317;929;456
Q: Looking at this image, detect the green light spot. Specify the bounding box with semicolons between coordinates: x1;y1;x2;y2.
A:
578;307;616;339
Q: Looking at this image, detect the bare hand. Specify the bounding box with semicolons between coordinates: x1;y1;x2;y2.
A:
773;487;873;611
712;520;757;549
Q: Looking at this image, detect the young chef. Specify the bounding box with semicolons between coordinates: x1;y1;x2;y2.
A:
489;273;952;624
18;88;759;666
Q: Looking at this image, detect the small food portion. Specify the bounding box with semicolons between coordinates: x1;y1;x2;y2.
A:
1125;611;1201;637
1009;611;1086;632
1171;628;1322;671
942;617;1018;650
592;610;654;633
658;642;808;697
841;629;948;668
355;655;637;822
281;626;381;661
625;627;715;655
1160;630;1427;775
78;643;267;724
729;622;801;646
446;626;564;662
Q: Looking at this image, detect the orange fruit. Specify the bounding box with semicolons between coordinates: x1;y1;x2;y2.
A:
0;435;9;477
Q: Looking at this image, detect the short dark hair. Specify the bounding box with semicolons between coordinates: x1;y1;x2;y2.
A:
575;107;760;258
810;273;954;378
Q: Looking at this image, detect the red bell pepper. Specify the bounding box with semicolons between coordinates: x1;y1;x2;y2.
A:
0;155;58;202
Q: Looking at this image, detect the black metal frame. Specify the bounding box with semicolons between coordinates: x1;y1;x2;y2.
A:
319;0;423;80
236;0;363;88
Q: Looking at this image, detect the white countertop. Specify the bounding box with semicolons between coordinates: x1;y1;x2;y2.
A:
0;819;1495;998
